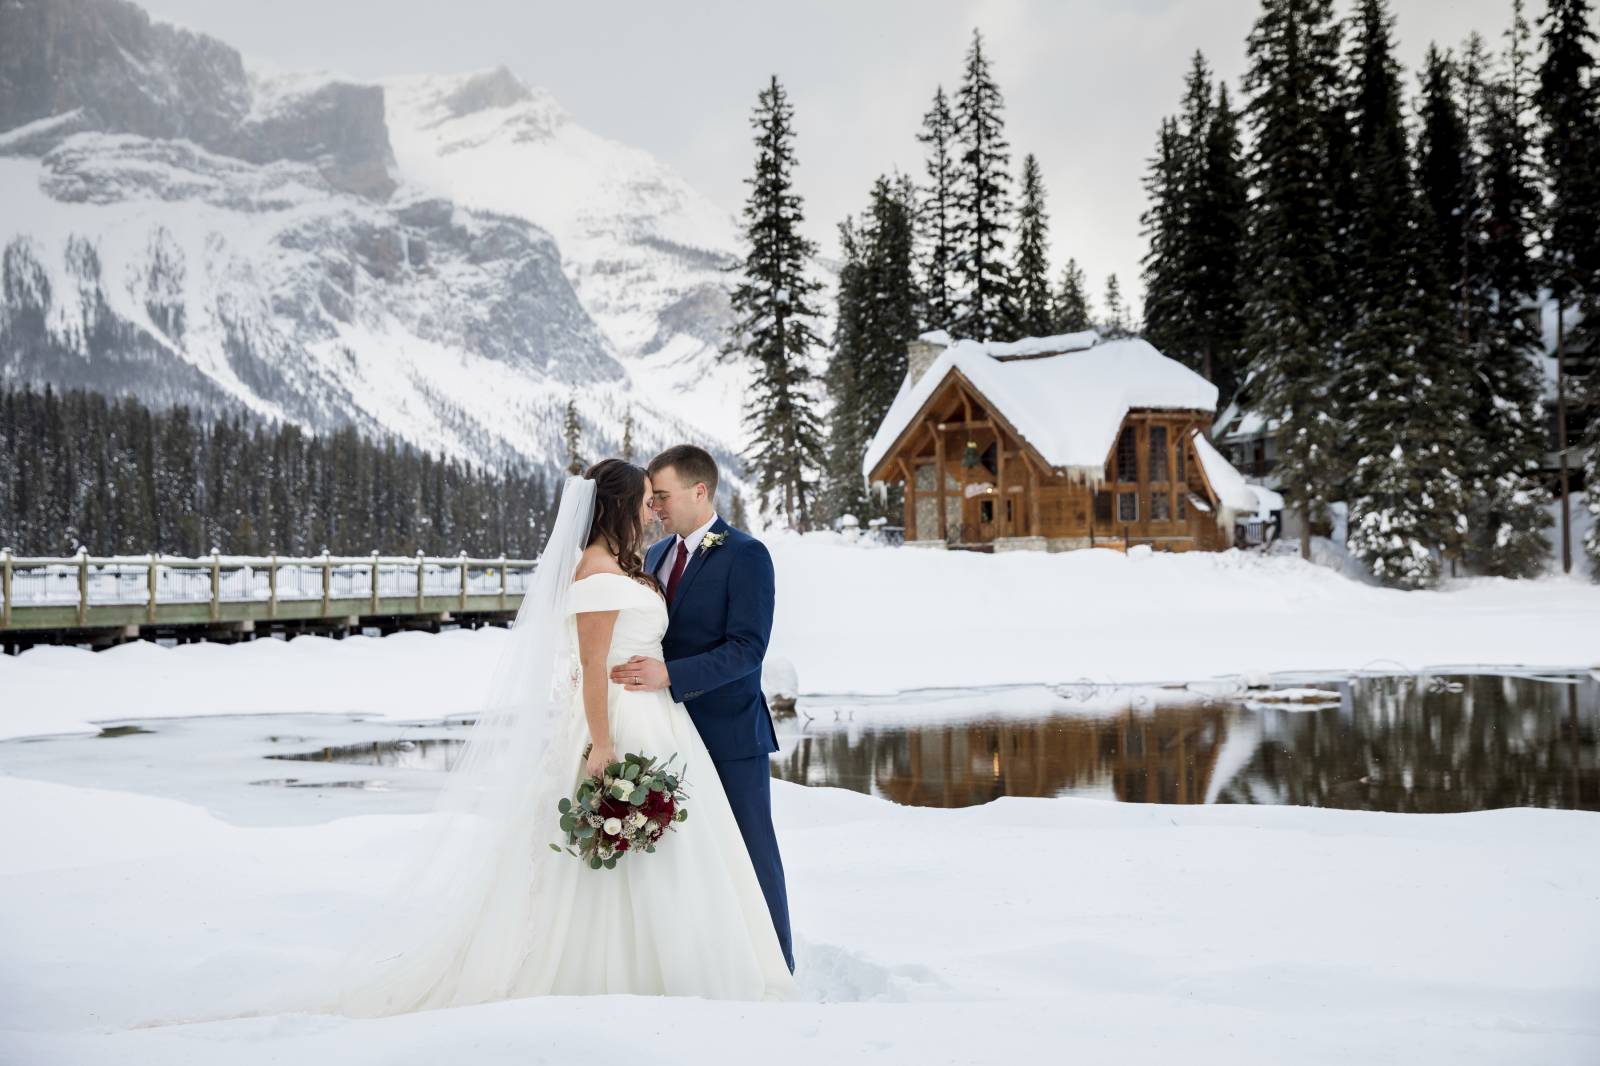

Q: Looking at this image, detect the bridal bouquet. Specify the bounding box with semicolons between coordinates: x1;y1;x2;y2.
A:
551;746;690;870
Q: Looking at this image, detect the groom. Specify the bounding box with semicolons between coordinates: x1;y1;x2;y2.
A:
610;444;795;975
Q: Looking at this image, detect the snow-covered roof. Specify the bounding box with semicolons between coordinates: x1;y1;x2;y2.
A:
1190;430;1261;522
863;331;1220;480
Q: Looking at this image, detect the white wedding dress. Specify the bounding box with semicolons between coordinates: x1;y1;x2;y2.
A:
503;570;798;1000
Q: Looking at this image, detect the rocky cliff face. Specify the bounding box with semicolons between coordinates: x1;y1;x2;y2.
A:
0;0;395;196
0;0;768;474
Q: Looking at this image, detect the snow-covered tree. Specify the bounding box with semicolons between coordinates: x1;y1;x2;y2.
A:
1534;0;1600;576
1239;0;1343;561
1339;0;1469;588
563;395;584;476
726;75;827;530
950;29;1017;340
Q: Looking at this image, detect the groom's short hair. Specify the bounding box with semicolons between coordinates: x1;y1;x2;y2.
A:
648;444;718;497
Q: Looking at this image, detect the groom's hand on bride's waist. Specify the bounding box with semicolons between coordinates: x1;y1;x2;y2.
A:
612;656;671;693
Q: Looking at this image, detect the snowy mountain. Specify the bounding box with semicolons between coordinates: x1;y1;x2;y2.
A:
379;67;756;446
0;0;786;476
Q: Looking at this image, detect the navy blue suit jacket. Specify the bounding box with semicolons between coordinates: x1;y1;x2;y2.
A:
645;517;780;761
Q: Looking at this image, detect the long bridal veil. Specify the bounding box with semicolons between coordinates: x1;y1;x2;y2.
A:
140;474;599;1026
319;473;597;1017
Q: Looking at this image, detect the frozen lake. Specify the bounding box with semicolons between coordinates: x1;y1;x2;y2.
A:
2;673;1593;825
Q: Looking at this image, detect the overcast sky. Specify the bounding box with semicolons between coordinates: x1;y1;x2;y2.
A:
141;0;1528;315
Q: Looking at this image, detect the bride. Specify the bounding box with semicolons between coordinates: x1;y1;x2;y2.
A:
312;458;797;1014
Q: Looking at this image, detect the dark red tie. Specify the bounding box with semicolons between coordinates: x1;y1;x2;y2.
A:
664;539;689;603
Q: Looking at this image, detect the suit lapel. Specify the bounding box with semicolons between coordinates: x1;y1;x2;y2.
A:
644;536;671;581
667;516;728;623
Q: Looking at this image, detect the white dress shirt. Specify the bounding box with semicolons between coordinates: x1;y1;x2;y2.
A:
656;511;720;584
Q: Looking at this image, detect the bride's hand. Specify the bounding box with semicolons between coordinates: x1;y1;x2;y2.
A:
586;739;616;780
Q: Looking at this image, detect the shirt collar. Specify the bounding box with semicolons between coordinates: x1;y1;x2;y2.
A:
678;512;720;552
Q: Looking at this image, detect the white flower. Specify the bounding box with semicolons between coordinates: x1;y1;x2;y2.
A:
628;811;649;829
700;530;727;554
603;817;623;835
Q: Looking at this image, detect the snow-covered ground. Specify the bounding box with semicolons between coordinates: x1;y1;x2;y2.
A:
4;535;1596;742
1;763;1596;1064
2;540;1598;1063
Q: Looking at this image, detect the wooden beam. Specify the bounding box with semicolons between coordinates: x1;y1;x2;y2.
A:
933;422;948;542
997;426;1008;537
1026;453;1041;536
899;457;918;540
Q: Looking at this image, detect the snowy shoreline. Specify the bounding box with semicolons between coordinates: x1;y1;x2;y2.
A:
3;537;1598;742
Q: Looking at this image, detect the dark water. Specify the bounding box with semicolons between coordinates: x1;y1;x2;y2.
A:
767;673;1600;812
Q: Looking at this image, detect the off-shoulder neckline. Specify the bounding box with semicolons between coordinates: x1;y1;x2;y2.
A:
572;571;656;590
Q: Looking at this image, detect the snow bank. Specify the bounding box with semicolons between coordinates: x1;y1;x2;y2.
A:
0;772;1595;1064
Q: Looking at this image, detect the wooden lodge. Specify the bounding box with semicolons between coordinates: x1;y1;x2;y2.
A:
861;329;1261;553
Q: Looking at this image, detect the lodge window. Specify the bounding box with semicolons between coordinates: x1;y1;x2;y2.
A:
1148;425;1168;481
1151;492;1170;521
1117;491;1138;522
1116;427;1137;481
979;499;994;523
1175;437;1186;480
1093;490;1113;525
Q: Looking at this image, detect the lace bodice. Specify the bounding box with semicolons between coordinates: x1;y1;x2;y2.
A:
567;572;669;665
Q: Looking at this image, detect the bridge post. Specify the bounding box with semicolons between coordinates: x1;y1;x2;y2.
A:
498;554;507;611
320;551;331;616
458;550;468;612
415;551;425;613
209;550;221;622
1;548;11;629
77;547;88;627
370;550;380;615
147;553;157;623
268;553;278;619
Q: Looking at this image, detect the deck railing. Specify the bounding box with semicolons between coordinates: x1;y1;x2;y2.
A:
0;549;538;634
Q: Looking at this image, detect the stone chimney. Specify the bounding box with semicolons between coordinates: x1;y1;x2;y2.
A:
906;330;951;386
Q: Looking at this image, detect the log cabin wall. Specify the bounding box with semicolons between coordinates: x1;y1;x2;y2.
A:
888;372;1228;552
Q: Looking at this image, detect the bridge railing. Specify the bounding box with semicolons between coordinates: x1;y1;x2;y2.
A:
0;549;539;631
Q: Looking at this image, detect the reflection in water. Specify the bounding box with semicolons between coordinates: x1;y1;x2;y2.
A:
770;674;1600;813
266;737;464;772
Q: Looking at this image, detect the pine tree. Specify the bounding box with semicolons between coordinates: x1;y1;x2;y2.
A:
621;408;635;463
1339;0;1468;588
1193;82;1250;406
823;174;920;523
1102;274;1129;338
1417;22;1553;577
916;86;959;334
1011;153;1053;336
563;395;584;476
1534;0;1600;576
823;216;869;523
950;29;1017;340
1239;0;1342;561
726;75;827;530
1140;116;1188;356
1052;259;1092;332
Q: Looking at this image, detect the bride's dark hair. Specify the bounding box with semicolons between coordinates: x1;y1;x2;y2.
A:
583;458;660;591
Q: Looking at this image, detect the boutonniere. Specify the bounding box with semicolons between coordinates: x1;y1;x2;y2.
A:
699;531;728;555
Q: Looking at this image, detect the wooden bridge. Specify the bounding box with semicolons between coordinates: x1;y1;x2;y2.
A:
0;549;538;653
